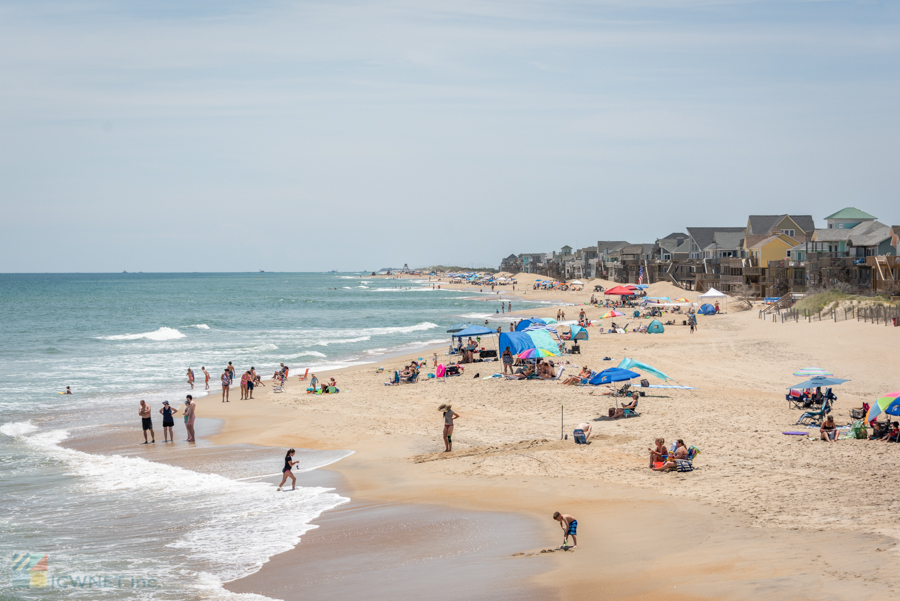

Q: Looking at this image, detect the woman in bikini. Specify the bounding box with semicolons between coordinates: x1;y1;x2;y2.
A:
439;404;460;452
277;449;297;491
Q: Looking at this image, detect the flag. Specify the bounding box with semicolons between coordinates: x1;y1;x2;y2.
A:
638;266;643;285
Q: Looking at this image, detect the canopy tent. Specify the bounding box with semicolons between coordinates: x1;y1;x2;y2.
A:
588;368;640;385
515;318;546;331
647;319;665;333
699;287;727;312
542;318;558;324
522;324;561;341
569;325;589;341
446;323;471;333
698;303;716;316
618;358;669;381
633;284;649;289
451;325;498;339
604;286;636;296
498;329;559;356
570;280;584;285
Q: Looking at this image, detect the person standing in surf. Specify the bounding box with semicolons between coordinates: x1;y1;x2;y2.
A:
187;367;194;390
202;366;210;390
184;395;196;442
159;401;178;443
439;404;459;452
221;369;231;402
139;400;155;444
277;449;297;491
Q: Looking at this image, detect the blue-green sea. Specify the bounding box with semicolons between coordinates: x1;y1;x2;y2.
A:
0;272;539;600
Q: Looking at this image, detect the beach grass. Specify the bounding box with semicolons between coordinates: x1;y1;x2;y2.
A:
794;290;897;314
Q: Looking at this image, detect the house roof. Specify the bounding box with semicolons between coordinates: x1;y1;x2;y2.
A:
619;244;645;255
659;232;687;241
747;215;815;235
824;207;877;221
657;238;680;253
848;221;892;247
597;240;629;253
686;227;745;251
748;235;791;250
813;228;852;242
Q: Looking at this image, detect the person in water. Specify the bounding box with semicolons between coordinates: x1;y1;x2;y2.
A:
139;400;155;444
159;401;178;443
187;368;194;390
277;449;297;491
202;366;210;390
184;395;196;442
64;386;72;394
439;404;460;452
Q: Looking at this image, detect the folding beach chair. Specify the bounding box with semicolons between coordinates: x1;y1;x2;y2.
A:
796;398;832;426
384;371;401;386
614;383;631;398
272;374;285;393
401;371;419;384
297;368;309;381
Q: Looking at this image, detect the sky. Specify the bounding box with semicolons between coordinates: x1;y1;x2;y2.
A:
1;0;898;272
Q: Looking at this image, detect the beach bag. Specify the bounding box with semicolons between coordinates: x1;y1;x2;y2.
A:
640;379;649;388
676;460;693;472
573;429;587;444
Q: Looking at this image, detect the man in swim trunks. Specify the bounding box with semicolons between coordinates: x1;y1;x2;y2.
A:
553;512;577;548
227;362;236;381
221;369;231;402
202;367;210;390
184;395;196;442
139;400;155;444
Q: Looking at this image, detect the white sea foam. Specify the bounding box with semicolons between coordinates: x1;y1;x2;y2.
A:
283;350;327;359
0;420;39;438
188;324;211;329
316;336;372;346
97;327;186;341
20;427;350;587
458;313;493;319
360;322;438;336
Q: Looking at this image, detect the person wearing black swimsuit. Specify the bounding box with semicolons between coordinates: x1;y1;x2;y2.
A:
277;449;297;491
159;401;178;443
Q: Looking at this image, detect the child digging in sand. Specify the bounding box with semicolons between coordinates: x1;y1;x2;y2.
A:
553;512;577;548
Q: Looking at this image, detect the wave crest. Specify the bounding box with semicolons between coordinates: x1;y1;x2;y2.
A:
97;327;186;341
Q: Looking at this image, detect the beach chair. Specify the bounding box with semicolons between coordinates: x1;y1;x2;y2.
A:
551;367;565;382
786;389;806;410
614;383;632;398
401;371;419;384
623;398;640;417
384;371;401;386
796;398;832;426
297;368;309;381
272;375;285;393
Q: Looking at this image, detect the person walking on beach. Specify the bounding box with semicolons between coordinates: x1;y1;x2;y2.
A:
184;395;196;442
277;449;298;491
221;369;231;402
439;404;459;452
227;362;236;381
159;401;178;443
187;368;194;390
139;400;155;444
202;367;210;390
553;512;577;548
240;370;250;400
247;369;256;399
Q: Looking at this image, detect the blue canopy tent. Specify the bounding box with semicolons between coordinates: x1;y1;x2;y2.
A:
447;323;471;333
569;325;588;341
698;304;716;315
588;368;640;386
451;325;497;339
618;358;669;381
515;318;546;331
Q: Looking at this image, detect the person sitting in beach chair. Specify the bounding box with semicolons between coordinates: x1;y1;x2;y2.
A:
610;392;639;419
878;422;900;443
560;366;591;386
506;364;535;380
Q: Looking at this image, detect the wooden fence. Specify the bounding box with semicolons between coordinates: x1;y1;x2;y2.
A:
759;304;900;325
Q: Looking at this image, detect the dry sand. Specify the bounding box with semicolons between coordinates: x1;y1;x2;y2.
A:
198;274;900;600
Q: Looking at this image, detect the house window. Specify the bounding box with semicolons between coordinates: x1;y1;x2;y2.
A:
782;229;794;237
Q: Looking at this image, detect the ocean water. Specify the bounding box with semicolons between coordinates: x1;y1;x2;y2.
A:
0;273;535;600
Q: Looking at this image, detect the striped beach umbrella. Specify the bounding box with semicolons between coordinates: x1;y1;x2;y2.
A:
866;392;900;423
793;367;833;377
599;310;625;318
674;297;690;302
517;348;558;359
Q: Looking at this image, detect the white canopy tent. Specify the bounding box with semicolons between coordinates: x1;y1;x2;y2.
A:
698;287;727;312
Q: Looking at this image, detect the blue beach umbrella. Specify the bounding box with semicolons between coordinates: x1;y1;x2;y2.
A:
589;368;640;386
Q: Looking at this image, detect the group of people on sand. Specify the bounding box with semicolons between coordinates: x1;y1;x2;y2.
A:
647;437;693;471
138;396;196;444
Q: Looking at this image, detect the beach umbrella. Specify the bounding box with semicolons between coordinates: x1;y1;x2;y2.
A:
866;391;900;423
618;358;669;381
543;318;558;324
674;297;690;302
588;368;640;385
789;376;850;390
599;310;625;318
793;367;833;377
517;348;558;359
446;323;470;333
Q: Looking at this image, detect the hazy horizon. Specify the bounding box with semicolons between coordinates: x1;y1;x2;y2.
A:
1;1;898;272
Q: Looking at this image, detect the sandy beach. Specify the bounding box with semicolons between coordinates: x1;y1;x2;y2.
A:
193;274;900;600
